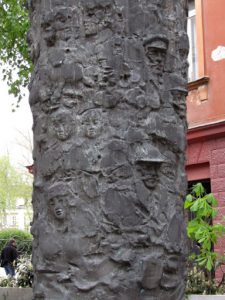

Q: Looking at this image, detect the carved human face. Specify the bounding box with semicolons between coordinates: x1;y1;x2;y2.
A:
49;197;67;220
51;112;73;141
83;11;98;36
62;87;83;108
145;37;168;75
179;47;189;61
141;257;163;290
62;97;78;109
145;46;167;74
82;110;102;138
83;4;111;37
179;47;189;79
41;14;56;47
161;255;179;289
171;90;187;119
178;33;189;62
137;163;159;190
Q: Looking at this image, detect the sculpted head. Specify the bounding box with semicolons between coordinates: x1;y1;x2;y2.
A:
136;162;160;190
47;182;73;221
169;74;188;119
178;32;189;61
177;32;189;79
50;110;73;141
135;144;166;190
83;12;98;36
49;196;67;220
141;254;163;290
170;89;187;119
144;35;169;74
81;109;102;139
82;0;112;36
62;87;83;109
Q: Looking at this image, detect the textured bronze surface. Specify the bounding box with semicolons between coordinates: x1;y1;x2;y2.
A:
28;0;188;299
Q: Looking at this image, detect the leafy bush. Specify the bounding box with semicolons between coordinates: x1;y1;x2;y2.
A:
185;183;225;295
184;183;225;272
16;255;33;287
185;264;225;295
0;255;33;288
0;277;16;287
0;228;32;255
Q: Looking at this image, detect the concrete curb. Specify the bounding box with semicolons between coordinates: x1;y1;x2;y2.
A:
0;288;32;300
189;296;225;300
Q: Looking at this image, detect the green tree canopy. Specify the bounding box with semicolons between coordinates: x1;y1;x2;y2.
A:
0;0;31;107
0;155;32;215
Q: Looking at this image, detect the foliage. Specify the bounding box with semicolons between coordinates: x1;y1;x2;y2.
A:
0;0;32;106
15;255;33;287
0;155;32;222
0;276;16;287
0;228;32;255
184;182;225;272
0;255;33;288
185;264;225;295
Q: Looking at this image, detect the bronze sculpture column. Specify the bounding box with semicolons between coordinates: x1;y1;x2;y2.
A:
28;0;188;299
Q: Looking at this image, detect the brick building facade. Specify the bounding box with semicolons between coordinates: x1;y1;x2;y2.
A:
186;0;225;279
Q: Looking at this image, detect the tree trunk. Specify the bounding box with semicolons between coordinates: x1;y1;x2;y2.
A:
28;0;188;299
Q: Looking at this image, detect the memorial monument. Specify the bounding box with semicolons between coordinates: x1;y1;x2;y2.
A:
28;0;189;299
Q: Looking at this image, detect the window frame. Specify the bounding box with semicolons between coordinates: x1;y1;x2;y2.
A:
187;2;199;82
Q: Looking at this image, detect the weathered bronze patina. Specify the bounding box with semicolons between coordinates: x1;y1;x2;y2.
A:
28;0;188;299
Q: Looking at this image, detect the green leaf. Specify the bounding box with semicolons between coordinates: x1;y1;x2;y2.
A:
196;257;207;266
190;199;200;212
192;183;205;197
206;258;213;271
0;0;32;104
184;194;193;208
206;193;218;206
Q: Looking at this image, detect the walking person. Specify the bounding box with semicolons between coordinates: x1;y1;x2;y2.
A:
0;238;18;277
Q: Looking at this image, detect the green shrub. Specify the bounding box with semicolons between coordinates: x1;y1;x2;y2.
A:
184;183;225;272
16;255;33;287
0;255;33;288
184;183;225;295
0;229;32;255
185;264;225;295
0;277;16;287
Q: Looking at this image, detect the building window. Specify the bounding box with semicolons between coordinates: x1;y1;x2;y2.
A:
12;215;17;227
188;0;198;82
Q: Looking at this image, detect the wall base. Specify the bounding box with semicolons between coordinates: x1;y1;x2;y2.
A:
189;295;225;300
0;288;32;300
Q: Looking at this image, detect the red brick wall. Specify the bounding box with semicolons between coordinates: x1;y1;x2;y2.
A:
187;136;225;280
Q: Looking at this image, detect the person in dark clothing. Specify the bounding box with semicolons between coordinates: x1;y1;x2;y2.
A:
0;238;18;276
